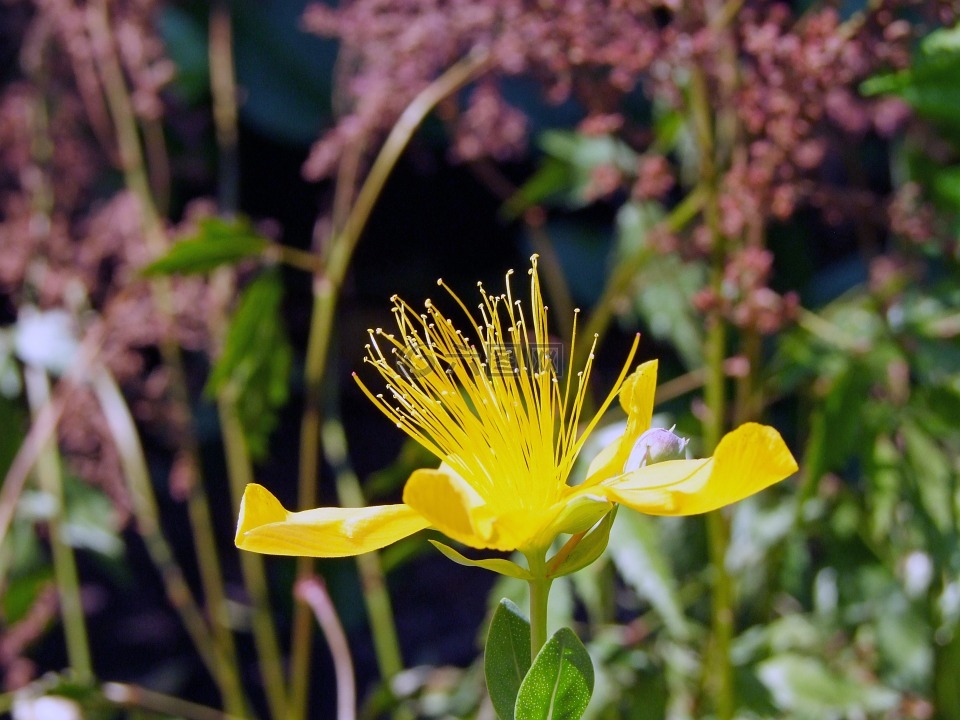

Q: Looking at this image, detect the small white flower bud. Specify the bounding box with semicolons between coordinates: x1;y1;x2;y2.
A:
624;427;689;471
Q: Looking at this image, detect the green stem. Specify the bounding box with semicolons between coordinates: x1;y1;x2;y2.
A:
88;4;247;714
322;417;405;681
103;682;246;720
23;367;93;685
577;185;705;369
207;6;287;713
220;397;288;719
524;552;553;663
704;309;734;720
90;368;242;710
691;54;736;719
528;579;552;663
287;50;490;720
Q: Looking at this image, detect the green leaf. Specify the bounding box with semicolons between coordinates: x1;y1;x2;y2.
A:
206;271;292;460
547;508;617;579
502;158;575;219
141;217;269;276
515;627;594;720
62;476;123;558
609;511;690;639
430;540;534;580
861;24;960;130
485;599;532;720
757;653;898;717
504;130;639;216
539;131;636;172
615;202;706;368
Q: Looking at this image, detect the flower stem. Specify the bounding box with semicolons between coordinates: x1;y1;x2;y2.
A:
207;4;288;715
88;4;247;714
296;577;357;720
91;368;239;705
322;416;406;682
287;51;490;720
220;397;289;719
524;552;553;662
23;367;93;685
103;682;246;720
528;578;552;663
691;51;735;719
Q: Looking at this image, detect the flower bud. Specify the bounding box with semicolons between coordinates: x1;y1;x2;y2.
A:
623;427;689;471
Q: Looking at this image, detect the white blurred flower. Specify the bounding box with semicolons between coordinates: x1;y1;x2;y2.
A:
12;695;82;720
902;551;934;599
14;308;80;376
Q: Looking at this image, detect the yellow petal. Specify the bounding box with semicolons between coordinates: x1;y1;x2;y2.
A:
619;359;658;423
601;423;798;515
236;483;429;557
402;467;505;550
583;360;659;486
583;434;621;485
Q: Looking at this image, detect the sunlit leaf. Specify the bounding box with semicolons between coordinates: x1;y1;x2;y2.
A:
485;599;532;720
757;653;898;717
515;628;594;720
609;511;689;639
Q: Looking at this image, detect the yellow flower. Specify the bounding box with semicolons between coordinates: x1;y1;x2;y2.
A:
236;257;797;564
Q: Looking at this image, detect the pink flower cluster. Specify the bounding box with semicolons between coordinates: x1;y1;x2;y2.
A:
302;0;955;334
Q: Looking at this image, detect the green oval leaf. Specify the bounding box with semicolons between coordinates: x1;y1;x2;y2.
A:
485;599;532;720
515;627;594;720
429;540;534;580
141;217;268;276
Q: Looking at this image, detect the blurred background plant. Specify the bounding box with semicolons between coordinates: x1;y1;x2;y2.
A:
2;0;960;718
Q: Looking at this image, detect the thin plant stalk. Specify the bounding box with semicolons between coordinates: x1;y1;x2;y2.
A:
23;366;93;685
287;50;490;720
296;577;357;720
207;3;288;716
86;3;246;714
89;367;243;711
103;683;247;720
690;58;735;720
220;397;289;719
575;185;705;370
0;327;101;551
322;416;405;681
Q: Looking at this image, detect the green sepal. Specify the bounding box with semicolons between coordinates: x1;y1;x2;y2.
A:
485;599;532;720
550;494;613;537
547;507;618;579
429;540;534;580
515;627;594;720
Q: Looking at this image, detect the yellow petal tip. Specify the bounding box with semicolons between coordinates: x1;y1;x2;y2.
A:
236;484;288;548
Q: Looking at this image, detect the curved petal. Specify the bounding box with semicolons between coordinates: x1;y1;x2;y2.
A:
583;360;659;486
583;434;621;485
236;483;429;557
601;423;798;515
619;359;658;423
402;467;507;550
